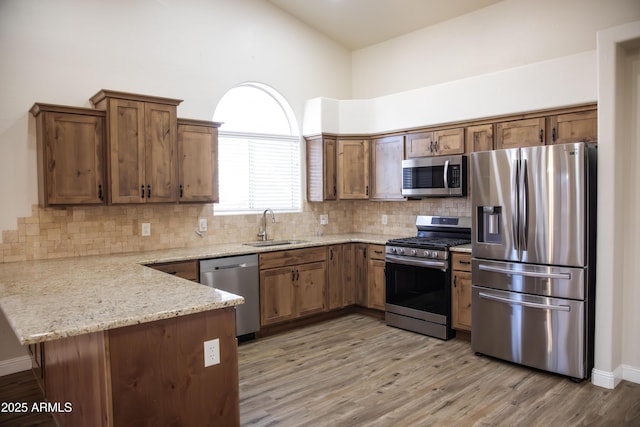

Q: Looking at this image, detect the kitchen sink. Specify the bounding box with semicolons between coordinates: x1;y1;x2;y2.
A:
243;240;308;248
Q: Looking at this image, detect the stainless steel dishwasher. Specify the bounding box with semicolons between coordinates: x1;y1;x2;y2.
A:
200;254;259;340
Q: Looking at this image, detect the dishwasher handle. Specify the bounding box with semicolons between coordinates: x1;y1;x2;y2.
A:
213;263;251;270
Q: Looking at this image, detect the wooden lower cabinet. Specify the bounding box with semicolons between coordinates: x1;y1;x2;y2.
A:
367;245;386;311
451;253;473;332
147;260;199;282
43;308;239;427
259;247;327;326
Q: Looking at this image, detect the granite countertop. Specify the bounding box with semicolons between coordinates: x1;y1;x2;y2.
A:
0;233;395;345
450;243;472;253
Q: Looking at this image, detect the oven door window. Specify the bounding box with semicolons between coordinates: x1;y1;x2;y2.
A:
403;166;445;190
385;261;449;315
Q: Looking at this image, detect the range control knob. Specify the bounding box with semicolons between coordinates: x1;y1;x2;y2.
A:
399;248;405;255
410;249;417;256
430;251;439;259
423;250;431;258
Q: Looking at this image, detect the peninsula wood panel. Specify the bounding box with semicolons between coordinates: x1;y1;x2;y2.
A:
108;308;239;426
44;332;111;427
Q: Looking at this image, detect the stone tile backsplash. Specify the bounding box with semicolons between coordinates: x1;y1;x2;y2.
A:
0;197;471;263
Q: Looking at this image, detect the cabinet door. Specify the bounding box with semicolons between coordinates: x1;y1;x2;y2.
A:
41;111;105;205
342;244;357;306
327;245;343;310
433;128;465;155
367;258;386;311
547;110;597;144
452;270;472;331
354;244;368;306
495;118;546;149
466;124;494;152
178;122;218;203
371;135;405;201
405;131;434;158
295;262;327;317
307;137;337;202
108;99;146;203
145;102;177;203
260;267;295;326
337;139;370;199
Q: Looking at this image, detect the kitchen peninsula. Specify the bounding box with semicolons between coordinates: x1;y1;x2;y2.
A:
0;234;393;427
0;251;245;427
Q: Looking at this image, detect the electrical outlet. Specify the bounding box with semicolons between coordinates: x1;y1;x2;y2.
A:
141;223;151;236
381;215;388;225
198;218;208;232
204;338;220;367
320;214;329;225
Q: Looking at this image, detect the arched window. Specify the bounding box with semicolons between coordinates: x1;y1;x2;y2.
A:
213;83;301;214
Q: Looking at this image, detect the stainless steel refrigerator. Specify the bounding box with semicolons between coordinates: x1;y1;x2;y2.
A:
470;142;597;380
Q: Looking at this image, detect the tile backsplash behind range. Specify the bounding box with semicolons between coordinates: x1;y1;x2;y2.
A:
0;197;470;263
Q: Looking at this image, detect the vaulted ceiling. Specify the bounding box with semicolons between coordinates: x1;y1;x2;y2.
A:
266;0;503;50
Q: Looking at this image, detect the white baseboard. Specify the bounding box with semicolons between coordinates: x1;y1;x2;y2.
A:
592;364;640;388
0;355;32;376
622;364;640;384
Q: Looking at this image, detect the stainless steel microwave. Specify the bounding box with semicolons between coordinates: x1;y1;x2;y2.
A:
402;155;467;198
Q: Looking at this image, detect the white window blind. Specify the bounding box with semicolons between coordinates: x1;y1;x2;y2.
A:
216;133;301;214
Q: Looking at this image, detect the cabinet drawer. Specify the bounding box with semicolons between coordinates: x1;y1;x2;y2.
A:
451;253;472;272
368;244;386;261
259;247;327;270
148;260;199;282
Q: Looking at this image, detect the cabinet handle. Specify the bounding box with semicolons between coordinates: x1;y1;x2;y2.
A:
459;260;471;265
539;129;544;143
329;249;333;261
552;127;557;142
333;185;337;197
141;185;145;199
147;184;151;199
291;270;295;281
454;276;457;287
434;140;439;152
365;185;369;196
296;269;300;281
429;140;434;152
179;184;184;198
98;184;103;201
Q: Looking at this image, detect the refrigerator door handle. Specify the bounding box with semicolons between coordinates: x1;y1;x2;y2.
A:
478;263;572;280
443;159;449;189
478;291;571;312
511;159;520;252
521;159;529;250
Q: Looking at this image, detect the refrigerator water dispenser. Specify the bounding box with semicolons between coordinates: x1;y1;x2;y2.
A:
478;206;502;243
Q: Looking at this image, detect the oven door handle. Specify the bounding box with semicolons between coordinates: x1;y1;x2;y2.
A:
478;292;571;312
385;254;447;271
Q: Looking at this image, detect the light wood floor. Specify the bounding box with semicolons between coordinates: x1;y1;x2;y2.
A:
238;314;640;426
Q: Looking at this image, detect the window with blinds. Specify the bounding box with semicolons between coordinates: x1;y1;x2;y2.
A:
213;83;301;215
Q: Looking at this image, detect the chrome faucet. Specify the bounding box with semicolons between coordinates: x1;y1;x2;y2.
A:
257;208;276;241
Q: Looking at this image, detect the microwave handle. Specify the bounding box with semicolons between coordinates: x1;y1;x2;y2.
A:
443;159;449;189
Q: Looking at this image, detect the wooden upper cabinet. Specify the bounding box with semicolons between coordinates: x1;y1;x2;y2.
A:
371;135;405;201
405;131;433;158
306;137;337;201
495;118;545;149
30;104;106;206
406;128;464;157
547;110;597;144
433;128;465;155
466;124;494;152
337;139;370;199
177;119;220;203
91;90;182;204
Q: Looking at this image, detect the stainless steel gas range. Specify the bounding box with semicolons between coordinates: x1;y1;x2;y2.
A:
385;215;471;340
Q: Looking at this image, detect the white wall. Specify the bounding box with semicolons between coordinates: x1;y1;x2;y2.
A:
593;21;640;388
352;0;640;99
0;0;352;233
